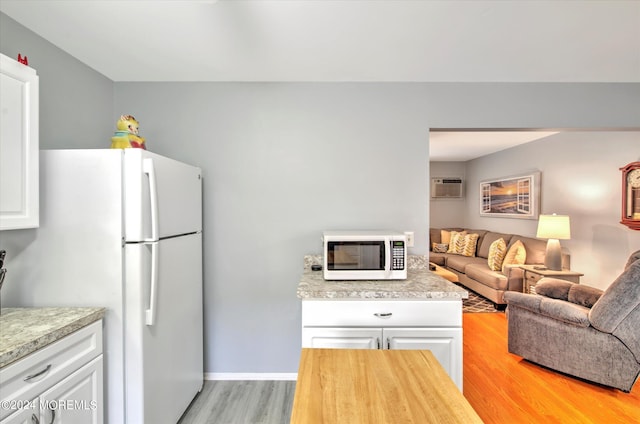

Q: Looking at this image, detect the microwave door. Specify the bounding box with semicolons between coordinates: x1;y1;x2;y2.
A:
384;237;391;278
327;242;384;271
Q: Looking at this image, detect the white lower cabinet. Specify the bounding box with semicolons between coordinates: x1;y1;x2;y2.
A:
0;402;38;424
38;356;103;424
0;321;103;424
301;300;463;390
303;327;382;349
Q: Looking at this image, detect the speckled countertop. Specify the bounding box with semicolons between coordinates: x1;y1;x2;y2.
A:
0;307;105;368
297;255;468;300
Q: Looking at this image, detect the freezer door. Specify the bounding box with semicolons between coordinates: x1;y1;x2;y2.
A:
124;149;202;242
124;233;203;424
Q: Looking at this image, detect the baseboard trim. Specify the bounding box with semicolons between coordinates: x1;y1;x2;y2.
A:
205;373;298;381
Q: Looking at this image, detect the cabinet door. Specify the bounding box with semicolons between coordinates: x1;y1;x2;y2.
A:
0;402;38;424
384;328;463;390
0;54;39;230
39;356;103;424
302;327;381;349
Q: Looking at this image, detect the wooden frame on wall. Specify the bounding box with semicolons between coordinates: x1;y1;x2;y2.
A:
479;172;540;219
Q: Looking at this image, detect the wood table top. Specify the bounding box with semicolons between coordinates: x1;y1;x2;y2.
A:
291;348;482;423
429;262;459;283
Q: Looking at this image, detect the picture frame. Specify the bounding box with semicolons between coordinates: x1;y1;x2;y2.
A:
479;172;540;219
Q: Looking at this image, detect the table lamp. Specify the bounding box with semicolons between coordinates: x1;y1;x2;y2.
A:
536;214;571;271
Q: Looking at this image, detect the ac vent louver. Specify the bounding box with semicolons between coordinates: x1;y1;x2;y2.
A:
431;178;463;198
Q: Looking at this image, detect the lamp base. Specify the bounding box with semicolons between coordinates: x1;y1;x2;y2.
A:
544;239;562;271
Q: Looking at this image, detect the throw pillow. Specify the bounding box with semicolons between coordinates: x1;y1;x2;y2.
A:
502;239;527;273
432;243;448;253
446;231;467;254
441;230;452;244
487;238;507;271
460;233;480;257
448;232;479;257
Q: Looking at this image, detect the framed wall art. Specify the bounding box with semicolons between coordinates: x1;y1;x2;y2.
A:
479;172;540;219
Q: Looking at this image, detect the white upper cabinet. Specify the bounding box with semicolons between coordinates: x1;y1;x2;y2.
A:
0;53;39;230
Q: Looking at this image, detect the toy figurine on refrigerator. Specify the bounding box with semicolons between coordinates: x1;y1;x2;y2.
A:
111;114;146;149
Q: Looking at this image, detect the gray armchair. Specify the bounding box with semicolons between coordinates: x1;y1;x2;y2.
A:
504;250;640;392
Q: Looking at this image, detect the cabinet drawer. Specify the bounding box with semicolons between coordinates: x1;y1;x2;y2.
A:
301;300;462;327
0;321;102;421
525;271;543;284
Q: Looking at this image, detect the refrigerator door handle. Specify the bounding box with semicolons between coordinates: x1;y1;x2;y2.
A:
145;241;159;326
142;158;159;242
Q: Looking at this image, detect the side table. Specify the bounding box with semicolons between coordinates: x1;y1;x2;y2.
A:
519;264;584;294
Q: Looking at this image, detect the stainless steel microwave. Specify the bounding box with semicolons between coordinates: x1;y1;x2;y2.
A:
322;231;407;280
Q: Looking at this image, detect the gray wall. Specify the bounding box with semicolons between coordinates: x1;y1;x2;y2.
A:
0;14;113;149
3;13;640;375
0;11;113;313
113;83;430;374
463;131;640;289
429;161;466;228
115;84;640;374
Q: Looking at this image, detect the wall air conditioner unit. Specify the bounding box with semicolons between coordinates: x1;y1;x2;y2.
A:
431;178;464;198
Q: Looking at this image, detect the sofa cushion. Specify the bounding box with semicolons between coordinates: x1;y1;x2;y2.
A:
502;239;527;273
429;228;442;248
478;232;513;259
429;254;446;266
487;238;507;271
511;236;547;265
447;255;486;274
466;263;508;290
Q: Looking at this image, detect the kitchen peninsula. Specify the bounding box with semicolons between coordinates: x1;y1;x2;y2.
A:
291;348;483;423
0;307;105;423
297;255;468;390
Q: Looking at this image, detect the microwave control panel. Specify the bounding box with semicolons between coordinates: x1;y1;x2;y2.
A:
392;241;405;270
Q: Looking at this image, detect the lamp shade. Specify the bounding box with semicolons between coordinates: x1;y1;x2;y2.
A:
536;214;571;240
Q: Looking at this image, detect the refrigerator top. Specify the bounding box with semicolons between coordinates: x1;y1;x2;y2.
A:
124;149;202;242
41;149;202;242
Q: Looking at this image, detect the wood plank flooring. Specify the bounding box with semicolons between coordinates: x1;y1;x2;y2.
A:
463;313;640;423
178;313;640;423
178;380;295;424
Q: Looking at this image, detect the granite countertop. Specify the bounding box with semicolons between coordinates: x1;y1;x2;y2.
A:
0;307;106;368
297;269;469;299
298;255;468;300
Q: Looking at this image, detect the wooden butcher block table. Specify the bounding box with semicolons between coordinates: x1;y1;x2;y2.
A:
291;348;482;423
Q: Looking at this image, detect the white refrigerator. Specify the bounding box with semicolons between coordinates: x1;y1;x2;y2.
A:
6;149;203;423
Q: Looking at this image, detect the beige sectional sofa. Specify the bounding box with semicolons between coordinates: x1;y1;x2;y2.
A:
429;228;570;308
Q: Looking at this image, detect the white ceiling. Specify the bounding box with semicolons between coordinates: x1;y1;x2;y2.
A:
1;1;638;160
429;130;559;161
1;0;639;83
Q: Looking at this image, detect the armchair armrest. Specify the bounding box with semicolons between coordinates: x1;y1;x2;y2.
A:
504;290;591;327
502;264;524;292
536;278;603;308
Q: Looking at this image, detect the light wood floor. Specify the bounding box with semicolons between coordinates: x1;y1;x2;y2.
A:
463;312;640;423
178;380;295;424
179;313;640;423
